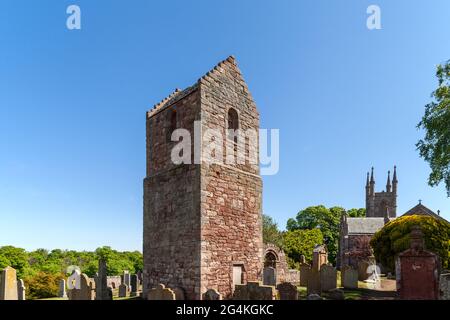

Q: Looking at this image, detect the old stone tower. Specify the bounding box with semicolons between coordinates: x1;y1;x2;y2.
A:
143;56;263;300
365;166;398;218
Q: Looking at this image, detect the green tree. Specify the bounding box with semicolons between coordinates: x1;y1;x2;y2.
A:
417;60;450;196
24;272;63;300
287;206;366;265
0;246;29;278
347;208;366;217
371;215;450;271
262;214;283;248
283;229;323;268
286;206;342;264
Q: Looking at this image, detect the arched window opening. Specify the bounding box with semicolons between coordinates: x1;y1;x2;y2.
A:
264;252;277;268
227;108;239;144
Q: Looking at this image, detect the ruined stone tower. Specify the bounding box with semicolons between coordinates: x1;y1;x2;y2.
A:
365;166;398;218
143;56;263;300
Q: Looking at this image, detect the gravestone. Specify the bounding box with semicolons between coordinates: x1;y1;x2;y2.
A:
276;282;298;300
312;245;328;271
130;274;139;296
233;281;276;300
203;289;222;300
342;266;358;289
439;273;450;300
68;273;95;300
263;267;276;286
118;283;130;298
328;288;345;300
306;270;321;295
396;226;440;300
17;279;26;300
122;270;131;287
59;279;67;298
299;265;310;287
147;284;176;300
0;266;18;300
320;265;337;292
96;259;110;300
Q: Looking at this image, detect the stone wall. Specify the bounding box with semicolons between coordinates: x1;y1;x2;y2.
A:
199;57;263;299
143;56;263;300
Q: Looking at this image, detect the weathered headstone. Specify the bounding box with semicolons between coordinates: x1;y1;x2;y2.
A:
320;265;337;292
299;265;310;287
203;289;222;300
118;283;130;298
306;270;321;295
312;245;328;271
396;226;440;300
263;267;276;286
107;287;113;300
233;281;276;300
17;279;26;300
147;284;176;300
342;266;358;289
0;266;18;300
58;279;67;298
276;282;298;300
96;259;110;300
122;270;131;287
130;274;139;296
68;273;95;300
439;273;450;300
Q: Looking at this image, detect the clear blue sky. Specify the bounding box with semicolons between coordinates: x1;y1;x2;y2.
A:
1;0;449;251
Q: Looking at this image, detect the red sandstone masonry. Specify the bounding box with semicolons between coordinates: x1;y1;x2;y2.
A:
143;57;263;300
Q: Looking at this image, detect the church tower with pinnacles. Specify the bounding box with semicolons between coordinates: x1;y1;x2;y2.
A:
365;166;398;218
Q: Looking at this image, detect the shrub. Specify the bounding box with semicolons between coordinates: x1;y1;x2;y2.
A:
370;215;450;271
24;272;64;300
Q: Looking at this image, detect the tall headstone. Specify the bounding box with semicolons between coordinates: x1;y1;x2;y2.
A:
58;279;68;298
0;266;18;300
312;245;328;272
396;226;440;300
320;265;337;292
96;259;110;300
130;274;139;295
306;270;321;295
342;266;358;289
17;279;26;300
263;267;276;286
122;270;131;288
299;265;310;287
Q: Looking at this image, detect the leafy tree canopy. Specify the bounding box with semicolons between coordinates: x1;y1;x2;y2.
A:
262;214;284;248
286;206;365;264
283;228;323;268
417;60;450;196
370;215;450;271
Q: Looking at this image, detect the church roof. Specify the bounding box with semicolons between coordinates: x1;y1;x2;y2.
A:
346;217;388;235
402;203;447;222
